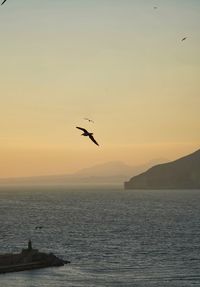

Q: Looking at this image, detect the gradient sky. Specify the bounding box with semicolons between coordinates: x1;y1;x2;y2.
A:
0;0;199;177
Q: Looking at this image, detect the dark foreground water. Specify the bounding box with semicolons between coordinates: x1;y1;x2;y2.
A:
0;186;200;287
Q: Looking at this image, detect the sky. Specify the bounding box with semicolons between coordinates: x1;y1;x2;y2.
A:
0;0;199;177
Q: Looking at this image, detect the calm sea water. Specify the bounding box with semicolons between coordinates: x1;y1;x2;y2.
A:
0;186;200;287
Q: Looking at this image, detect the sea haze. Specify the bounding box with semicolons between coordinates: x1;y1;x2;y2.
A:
0;186;200;287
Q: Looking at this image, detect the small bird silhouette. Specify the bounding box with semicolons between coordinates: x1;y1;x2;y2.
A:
35;226;43;230
1;0;8;5
181;37;187;42
153;6;158;9
76;127;99;146
84;118;94;123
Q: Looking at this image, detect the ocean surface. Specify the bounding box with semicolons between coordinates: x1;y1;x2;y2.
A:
0;185;200;287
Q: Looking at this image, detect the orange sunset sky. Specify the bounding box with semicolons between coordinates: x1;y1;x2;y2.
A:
0;0;199;177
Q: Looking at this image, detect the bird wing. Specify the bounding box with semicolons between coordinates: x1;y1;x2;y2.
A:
89;134;99;146
76;126;88;133
1;0;8;5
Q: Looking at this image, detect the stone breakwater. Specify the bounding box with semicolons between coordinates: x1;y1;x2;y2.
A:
0;241;70;274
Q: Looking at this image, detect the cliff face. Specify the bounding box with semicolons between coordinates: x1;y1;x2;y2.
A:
124;149;200;189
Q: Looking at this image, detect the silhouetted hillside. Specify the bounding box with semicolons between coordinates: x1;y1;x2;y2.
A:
125;149;200;189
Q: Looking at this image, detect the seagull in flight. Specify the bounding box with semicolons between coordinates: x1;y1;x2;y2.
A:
84;118;94;123
1;0;8;5
181;37;187;42
35;226;43;230
76;127;99;146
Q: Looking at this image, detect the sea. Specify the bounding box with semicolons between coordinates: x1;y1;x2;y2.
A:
0;185;200;287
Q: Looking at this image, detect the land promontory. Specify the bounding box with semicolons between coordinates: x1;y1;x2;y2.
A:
124;149;200;189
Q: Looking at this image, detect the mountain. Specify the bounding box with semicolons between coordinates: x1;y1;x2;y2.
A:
124;149;200;189
0;162;135;185
0;160;165;186
75;161;133;177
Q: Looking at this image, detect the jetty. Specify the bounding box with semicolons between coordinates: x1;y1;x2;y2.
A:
0;240;70;274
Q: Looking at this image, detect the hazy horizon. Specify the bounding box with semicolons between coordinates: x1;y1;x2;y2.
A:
0;0;199;177
0;155;169;180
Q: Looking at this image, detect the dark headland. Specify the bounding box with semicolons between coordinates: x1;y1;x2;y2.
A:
124;149;200;189
0;240;70;274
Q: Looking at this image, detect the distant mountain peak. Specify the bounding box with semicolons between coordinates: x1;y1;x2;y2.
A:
75;161;133;177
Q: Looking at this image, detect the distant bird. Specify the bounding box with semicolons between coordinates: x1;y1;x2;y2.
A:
84;118;94;123
181;37;187;42
35;226;43;230
1;0;8;5
76;127;99;146
153;6;158;9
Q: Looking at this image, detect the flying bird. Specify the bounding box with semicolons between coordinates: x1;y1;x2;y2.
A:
84;118;94;123
181;37;187;42
35;226;43;230
1;0;8;5
76;127;99;146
